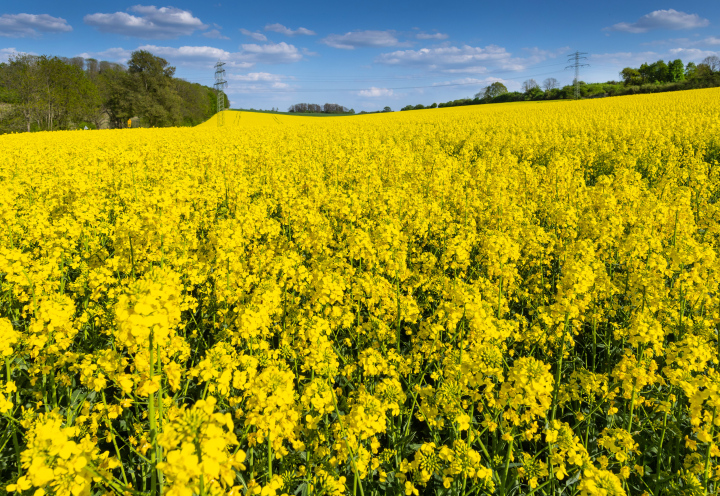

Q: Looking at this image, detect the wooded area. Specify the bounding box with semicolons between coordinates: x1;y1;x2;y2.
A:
287;103;352;114
0;50;228;134
427;55;720;110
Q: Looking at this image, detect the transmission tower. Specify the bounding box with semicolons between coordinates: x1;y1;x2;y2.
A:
214;60;227;126
565;51;589;100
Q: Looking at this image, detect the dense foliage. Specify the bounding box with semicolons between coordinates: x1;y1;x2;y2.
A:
0;50;227;133
2;89;720;496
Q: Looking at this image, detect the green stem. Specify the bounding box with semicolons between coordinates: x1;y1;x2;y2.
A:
148;332;157;496
704;408;717;492
627;386;636;433
101;391;129;486
655;409;668;495
502;435;514;495
156;344;164;496
330;386;365;496
5;357;21;473
551;314;569;422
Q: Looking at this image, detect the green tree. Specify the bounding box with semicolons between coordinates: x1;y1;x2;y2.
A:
620;67;642;86
175;79;217;126
382;106;391;112
1;54;41;132
525;86;544;100
649;60;669;83
638;63;652;83
478;81;508;100
125;50;181;127
685;62;697;79
521;79;539;93
36;56;99;130
668;59;685;82
97;65;132;129
696;63;714;79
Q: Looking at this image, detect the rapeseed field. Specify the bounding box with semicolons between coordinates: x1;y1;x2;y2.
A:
2;88;720;496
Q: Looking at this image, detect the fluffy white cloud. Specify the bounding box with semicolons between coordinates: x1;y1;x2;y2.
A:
140;45;238;64
376;44;510;68
321;30;405;49
227;72;292;92
432;76;517;91
589;51;659;66
376;44;567;74
84;5;207;39
701;36;720;46
265;23;315;36
239;28;267;41
77;47;134;62
0;14;72;37
358;87;394;97
416;31;448;40
79;42;302;68
605;9;709;34
239;42;302;64
0;48;35;62
202;29;229;40
668;47;720;61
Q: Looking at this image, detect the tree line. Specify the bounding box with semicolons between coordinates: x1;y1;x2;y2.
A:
0;50;228;133
619;56;719;85
397;55;720;111
287;103;353;114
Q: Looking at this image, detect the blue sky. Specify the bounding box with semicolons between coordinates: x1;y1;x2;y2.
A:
1;1;719;111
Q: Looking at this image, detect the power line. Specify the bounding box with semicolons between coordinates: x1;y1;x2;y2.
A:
565;51;589;100
220;68;568;93
178;61;571;84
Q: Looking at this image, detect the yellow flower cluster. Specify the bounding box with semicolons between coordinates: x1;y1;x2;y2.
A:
3;88;720;495
7;413;118;496
158;397;246;496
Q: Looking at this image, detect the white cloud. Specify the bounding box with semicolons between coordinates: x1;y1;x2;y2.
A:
79;42;302;68
358;87;394;97
433;76;519;92
642;36;720;48
589;51;659;66
321;30;406;49
416;31;448;40
701;36;720;46
0;14;72;37
376;44;567;74
239;42;302;64
227;72;292;92
202;29;229;40
84;5;207;39
141;45;237;64
239;28;267;41
265;23;315;36
605;9;709;34
0;48;36;62
667;47;720;61
376;44;511;68
77;47;134;62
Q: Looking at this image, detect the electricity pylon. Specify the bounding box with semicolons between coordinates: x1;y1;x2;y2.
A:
565;52;589;100
214;60;227;126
